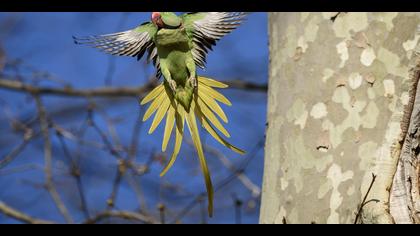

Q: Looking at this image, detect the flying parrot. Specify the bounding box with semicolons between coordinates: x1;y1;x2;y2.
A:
74;12;247;216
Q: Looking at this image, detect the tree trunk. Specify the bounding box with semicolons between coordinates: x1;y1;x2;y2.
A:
260;12;420;224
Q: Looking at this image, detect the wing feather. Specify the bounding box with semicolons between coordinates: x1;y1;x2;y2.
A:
74;22;162;78
182;12;248;69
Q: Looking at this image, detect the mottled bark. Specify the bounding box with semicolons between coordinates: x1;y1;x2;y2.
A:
260;12;420;224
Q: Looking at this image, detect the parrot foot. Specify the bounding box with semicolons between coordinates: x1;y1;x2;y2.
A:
169;80;177;92
188;76;198;88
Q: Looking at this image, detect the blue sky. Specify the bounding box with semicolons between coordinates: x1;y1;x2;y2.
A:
0;12;268;224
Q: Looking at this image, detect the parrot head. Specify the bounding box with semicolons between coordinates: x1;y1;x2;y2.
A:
151;12;182;29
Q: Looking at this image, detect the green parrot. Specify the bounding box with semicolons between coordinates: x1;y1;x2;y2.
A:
74;12;247;216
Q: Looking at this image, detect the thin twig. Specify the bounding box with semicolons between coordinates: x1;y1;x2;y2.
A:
56;131;90;218
0;131;38;169
34;95;74;224
125;171;149;214
106;162;124;209
354;173;378;224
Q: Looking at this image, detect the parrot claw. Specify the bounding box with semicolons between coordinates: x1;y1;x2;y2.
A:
188;76;198;88
169;80;177;92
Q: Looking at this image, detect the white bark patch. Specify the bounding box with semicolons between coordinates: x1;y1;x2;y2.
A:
358;141;379;170
400;91;409;106
377;47;408;78
297;36;308;53
383;79;395;98
348;73;363;90
289;207;299;223
296;15;321;57
326;164;354;224
316;154;333;172
322;68;335;83
310;102;328;119
332;13;369;39
300;12;310;22
367;87;376;100
372;12;398;31
336;41;349;68
280;177;289;191
304;15;320;42
279;25;298;65
347;185;355;196
361;102;380;129
332;86;351;104
361;47;376;67
402;34;420;52
318;179;333;198
402;34;420;58
329;87;368;148
385;122;401;144
322;119;334;131
286;99;308;129
282;135;334;194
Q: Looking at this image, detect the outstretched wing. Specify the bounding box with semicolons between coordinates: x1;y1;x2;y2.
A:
181;12;248;69
73;22;162;78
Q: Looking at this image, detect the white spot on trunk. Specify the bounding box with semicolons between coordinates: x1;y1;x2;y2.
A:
297;36;308;53
377;47;408;78
347;185;355;196
336;41;349;68
402;34;420;52
348;73;363;90
361;102;380;129
310;102;328;119
322;68;335;83
358;141;378;170
367;87;376;100
400;92;409;105
286;99;309;129
280;178;289;191
360;47;376;67
383;79;395;98
403;34;420;58
327;164;354;224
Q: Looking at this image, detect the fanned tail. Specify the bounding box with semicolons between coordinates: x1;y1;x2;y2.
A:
140;76;245;216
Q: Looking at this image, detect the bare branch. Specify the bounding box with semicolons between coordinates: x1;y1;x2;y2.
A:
0;78;267;98
0;201;54;224
84;210;157;224
0;78;156;97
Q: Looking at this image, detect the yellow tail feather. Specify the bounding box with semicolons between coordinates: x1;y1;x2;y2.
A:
141;76;245;216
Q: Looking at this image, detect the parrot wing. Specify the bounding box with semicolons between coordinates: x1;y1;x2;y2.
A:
181;12;248;69
73;22;162;78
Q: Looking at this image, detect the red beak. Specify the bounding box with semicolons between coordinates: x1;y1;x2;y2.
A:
151;12;160;24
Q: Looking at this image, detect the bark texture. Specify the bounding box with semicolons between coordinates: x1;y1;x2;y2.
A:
260;12;420;224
